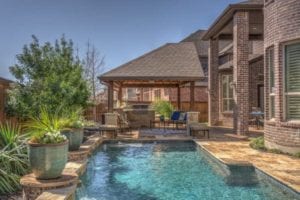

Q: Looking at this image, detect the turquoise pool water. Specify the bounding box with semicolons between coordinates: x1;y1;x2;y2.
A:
76;141;296;200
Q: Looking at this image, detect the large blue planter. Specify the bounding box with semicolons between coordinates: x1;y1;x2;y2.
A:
62;128;84;151
28;140;68;179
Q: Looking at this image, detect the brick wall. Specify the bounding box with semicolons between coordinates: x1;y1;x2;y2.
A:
208;39;219;126
264;0;300;153
169;86;208;102
233;11;250;135
249;59;264;111
216;58;263;128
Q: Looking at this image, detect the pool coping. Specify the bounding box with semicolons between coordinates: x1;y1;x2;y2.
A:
35;136;299;199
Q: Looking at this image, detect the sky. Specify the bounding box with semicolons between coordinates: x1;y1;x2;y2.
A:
0;0;241;80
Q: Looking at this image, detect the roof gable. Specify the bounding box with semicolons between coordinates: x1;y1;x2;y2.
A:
100;42;205;81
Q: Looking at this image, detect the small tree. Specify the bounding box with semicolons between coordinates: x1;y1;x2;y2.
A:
83;41;105;121
152;100;174;119
6;35;90;119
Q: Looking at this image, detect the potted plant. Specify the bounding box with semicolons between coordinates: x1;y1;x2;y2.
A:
26;107;68;179
61;108;84;151
61;120;84;151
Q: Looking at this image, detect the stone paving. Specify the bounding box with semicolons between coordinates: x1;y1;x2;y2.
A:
196;140;300;193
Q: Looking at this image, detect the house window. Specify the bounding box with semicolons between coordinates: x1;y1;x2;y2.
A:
267;47;275;119
285;42;300;120
222;75;234;112
154;89;161;99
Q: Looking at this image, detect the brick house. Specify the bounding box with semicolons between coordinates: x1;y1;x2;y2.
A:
203;0;300;153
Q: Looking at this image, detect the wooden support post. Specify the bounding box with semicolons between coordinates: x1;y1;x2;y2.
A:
140;88;144;102
118;87;122;107
190;81;195;111
108;81;114;113
177;85;181;110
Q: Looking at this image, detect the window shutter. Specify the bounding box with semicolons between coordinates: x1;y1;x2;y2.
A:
286;43;300;92
287;96;300;119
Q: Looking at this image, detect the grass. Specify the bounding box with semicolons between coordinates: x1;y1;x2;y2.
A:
249;136;300;158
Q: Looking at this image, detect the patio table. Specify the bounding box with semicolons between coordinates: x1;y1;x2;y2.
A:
250;111;264;129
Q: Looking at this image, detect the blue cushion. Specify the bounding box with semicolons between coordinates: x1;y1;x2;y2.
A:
183;113;187;121
171;111;181;120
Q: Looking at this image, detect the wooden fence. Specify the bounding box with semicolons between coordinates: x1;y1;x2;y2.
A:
84;101;208;123
172;102;208;122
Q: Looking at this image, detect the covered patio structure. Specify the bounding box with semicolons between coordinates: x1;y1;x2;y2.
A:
99;42;206;113
202;0;264;135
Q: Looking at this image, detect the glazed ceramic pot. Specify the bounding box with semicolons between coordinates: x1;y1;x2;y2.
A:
28;140;68;179
62;128;84;151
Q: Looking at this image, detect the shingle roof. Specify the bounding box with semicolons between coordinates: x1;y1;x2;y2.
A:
238;0;264;5
100;42;205;81
202;0;263;40
180;29;209;56
0;77;13;84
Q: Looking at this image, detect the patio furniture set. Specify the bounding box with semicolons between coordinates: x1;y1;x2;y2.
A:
150;111;187;130
96;111;210;139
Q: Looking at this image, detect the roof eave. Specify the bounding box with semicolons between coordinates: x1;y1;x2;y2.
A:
99;76;205;82
202;3;263;40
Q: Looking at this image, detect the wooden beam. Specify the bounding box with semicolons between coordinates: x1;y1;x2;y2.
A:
117;87;122;107
177;85;181;110
140;88;144;102
108;81;114;113
218;34;263;40
121;84;178;88
190;81;195;111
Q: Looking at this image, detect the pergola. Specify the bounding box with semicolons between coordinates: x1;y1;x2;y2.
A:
99;42;206;112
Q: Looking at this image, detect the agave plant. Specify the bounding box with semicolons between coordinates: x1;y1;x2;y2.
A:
25;106;67;144
61;107;85;129
0;123;29;195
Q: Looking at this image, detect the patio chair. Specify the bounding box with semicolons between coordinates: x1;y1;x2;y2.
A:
99;113;119;138
117;112;132;134
165;111;185;129
174;112;187;129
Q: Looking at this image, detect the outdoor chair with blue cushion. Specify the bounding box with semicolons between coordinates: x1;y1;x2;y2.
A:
165;111;187;129
174;112;187;129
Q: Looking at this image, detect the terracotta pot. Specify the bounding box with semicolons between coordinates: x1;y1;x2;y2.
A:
62;128;84;151
28;140;68;179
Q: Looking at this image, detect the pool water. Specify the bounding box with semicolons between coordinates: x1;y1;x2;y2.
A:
76;141;296;200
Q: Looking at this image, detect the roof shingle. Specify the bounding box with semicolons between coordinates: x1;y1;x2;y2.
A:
100;42;205;81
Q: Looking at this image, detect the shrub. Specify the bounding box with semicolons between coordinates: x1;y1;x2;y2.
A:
249;136;266;151
6;35;90;119
0;123;29;195
0;122;24;150
151;100;174;119
294;152;300;158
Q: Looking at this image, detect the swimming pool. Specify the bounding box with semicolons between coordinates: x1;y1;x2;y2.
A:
76;141;296;200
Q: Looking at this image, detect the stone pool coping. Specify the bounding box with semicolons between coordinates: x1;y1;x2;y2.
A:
22;136;299;199
195;140;300;198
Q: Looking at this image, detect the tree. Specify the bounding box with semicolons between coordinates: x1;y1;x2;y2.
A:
6;35;90;119
83;41;105;121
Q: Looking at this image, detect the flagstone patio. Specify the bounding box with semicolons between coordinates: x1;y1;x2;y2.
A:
196;140;300;194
